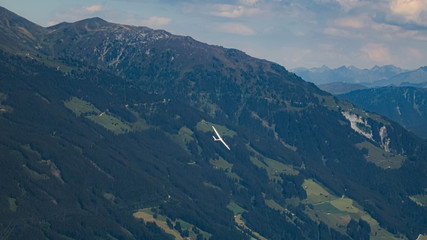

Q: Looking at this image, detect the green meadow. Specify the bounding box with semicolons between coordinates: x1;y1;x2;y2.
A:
356;141;406;169
65;97;150;135
303;179;405;240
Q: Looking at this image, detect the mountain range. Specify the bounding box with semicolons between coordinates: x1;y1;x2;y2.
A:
293;65;427;89
1;6;427;240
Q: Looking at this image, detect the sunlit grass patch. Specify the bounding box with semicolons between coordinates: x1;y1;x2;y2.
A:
265;199;285;212
356;141;406;169
302;179;405;240
247;145;299;183
196;120;236;138
234;214;268;240
210;156;233;171
330;198;359;213
209;156;241;182
167;126;196;154
65;97;150;135
133;207;211;240
64;97;100;117
409;195;427;207
8;197;17;212
227;201;246;216
86;113;131;134
315;94;339;111
103;192;116;203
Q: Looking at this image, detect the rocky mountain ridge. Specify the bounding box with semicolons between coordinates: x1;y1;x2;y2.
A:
293;65;427;88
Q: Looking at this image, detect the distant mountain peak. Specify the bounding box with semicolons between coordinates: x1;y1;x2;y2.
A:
0;5;41;28
75;17;108;26
293;64;420;86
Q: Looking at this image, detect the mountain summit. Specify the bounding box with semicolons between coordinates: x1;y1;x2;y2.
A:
0;6;426;240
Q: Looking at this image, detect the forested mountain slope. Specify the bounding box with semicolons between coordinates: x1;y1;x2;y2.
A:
1;6;427;240
339;86;427;139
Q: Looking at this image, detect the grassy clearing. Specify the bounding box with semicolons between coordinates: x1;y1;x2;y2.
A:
128;109;150;131
315;94;339;111
409;195;427;207
356;141;406;169
234;214;268;240
167;126;196;155
303;179;337;204
265;199;285;212
203;182;222;191
330;198;359;213
21;144;64;184
8;197;17;212
64;97;100;117
302;179;405;240
20;145;64;183
40;160;64;183
196;120;237;138
209;156;241;182
65;97;152;135
227;201;246;216
247;145;299;183
86;114;131;134
210;156;233;171
103;193;116;203
22;164;49;180
133;208;211;240
133;211;181;239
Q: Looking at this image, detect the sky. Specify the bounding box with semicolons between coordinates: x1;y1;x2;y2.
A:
2;0;427;70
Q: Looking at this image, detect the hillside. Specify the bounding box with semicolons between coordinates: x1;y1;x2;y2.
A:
318;82;368;95
339;86;427;139
374;67;427;87
1;6;427;240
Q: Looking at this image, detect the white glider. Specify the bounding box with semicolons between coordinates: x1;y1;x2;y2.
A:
212;126;230;150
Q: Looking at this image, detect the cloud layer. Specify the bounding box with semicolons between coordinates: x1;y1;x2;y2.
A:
141;16;171;28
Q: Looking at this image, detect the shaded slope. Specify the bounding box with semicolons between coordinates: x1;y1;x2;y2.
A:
0;6;46;55
318;82;368;95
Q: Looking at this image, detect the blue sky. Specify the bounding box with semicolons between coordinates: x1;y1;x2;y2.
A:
2;0;427;70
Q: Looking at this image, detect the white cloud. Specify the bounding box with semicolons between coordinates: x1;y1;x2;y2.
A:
216;22;255;35
361;43;393;64
335;17;364;28
239;0;260;6
208;4;262;18
324;16;365;38
85;5;102;13
141;16;171;28
390;0;427;23
335;0;364;11
324;27;351;37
